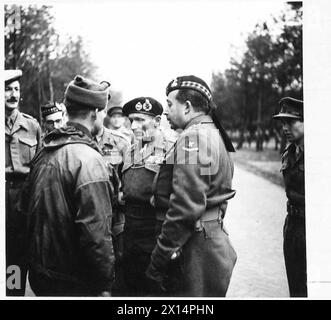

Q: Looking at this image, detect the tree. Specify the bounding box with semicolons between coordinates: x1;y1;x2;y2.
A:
5;5;100;120
211;2;302;151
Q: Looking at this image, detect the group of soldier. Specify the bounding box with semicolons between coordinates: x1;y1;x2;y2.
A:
5;69;306;298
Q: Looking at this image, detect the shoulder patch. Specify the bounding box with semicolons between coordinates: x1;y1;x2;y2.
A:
182;140;199;152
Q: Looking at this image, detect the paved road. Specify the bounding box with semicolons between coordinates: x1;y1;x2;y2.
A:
226;165;289;297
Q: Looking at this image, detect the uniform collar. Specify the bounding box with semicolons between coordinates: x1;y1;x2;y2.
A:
184;113;213;130
9;110;30;134
66;121;93;139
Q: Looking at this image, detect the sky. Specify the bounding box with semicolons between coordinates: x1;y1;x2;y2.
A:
51;0;286;105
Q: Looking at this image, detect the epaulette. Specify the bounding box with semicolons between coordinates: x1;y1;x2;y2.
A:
22;112;38;121
182;123;201;135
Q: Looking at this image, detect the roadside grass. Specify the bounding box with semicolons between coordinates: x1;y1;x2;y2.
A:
232;146;284;187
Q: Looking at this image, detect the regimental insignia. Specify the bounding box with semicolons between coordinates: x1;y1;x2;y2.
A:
135;102;143;111
182;140;199;152
143;99;152;112
171;79;178;87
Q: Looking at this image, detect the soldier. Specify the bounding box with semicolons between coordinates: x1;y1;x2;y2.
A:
94;104;130;284
40;101;64;136
5;69;42;296
21;75;115;296
146;75;237;297
117;97;173;296
105;105;135;144
273;97;306;297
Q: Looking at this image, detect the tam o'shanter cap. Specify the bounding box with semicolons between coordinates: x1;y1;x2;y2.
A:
5;69;22;84
122;97;163;117
166;75;213;102
64;75;111;110
273;97;303;120
41;102;63;118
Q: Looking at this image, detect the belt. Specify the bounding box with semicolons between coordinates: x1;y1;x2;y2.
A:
156;205;225;228
195;206;224;231
287;203;305;218
125;203;155;220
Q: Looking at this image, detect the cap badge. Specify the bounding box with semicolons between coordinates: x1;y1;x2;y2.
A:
135;102;143;111
171;79;178;87
143;99;152;111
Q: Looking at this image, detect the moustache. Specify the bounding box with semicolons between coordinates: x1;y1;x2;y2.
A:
7;98;18;103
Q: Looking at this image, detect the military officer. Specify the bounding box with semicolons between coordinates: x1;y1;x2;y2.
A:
117;97;173;296
5;69;42;296
146;75;237;297
273;97;306;297
40;101;64;136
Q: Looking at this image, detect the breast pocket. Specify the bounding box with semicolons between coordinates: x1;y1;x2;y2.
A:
103;144;123;166
18;136;38;165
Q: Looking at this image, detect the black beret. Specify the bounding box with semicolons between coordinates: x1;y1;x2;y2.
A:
107;106;123;117
41;102;63;118
122;97;163;117
273;97;303;121
166;75;212;102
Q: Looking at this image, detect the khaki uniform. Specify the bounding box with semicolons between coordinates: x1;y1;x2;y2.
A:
146;114;237;297
5;109;41;296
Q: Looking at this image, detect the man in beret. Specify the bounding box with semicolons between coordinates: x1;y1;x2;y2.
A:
5;69;42;296
146;75;237;297
115;96;173;296
105;105;134;144
40;101;65;136
273;97;306;297
21;75;115;296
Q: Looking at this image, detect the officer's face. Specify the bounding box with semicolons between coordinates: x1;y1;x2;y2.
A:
5;80;20;111
129;113;156;140
165;90;186;130
281;118;304;143
44;112;63;133
109;114;124;129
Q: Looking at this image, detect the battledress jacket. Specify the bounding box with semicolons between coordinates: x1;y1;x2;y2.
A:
21;122;115;294
146;114;237;296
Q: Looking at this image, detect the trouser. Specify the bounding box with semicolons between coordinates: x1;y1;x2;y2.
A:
113;205;156;296
155;218;237;297
6;180;28;296
283;214;307;297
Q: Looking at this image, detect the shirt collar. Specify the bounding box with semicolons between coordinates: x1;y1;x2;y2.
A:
11;110;29;131
184;113;213;130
